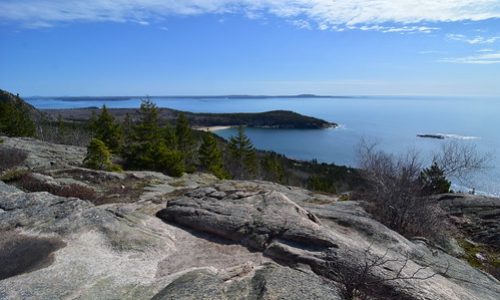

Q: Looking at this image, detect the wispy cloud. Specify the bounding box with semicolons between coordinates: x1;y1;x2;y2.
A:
290;19;312;30
447;33;500;44
440;51;500;64
358;25;439;34
1;1;500;30
477;48;494;52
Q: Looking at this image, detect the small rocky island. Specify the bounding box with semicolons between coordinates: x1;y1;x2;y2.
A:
417;134;445;139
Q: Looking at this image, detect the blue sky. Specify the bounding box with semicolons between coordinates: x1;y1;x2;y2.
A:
1;1;500;96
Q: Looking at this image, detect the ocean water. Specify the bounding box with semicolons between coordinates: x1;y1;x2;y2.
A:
26;96;500;196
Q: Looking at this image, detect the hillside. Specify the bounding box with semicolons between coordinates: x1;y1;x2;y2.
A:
43;107;336;129
0;89;43;121
0;136;499;299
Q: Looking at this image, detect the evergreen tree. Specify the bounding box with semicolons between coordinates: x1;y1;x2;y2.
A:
0;97;36;137
175;112;196;171
199;133;228;179
228;126;257;178
122;113;133;144
164;122;178;149
89;105;123;152
261;153;284;183
122;99;185;176
134;99;162;141
419;162;451;195
83;138;121;171
307;175;337;193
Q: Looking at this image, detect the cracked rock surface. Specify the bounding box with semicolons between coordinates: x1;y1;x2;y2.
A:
158;183;500;300
0;137;499;299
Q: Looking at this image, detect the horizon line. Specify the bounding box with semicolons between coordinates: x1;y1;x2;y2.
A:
23;93;500;99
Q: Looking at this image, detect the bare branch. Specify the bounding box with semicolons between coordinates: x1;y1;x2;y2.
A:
433;141;491;184
355;142;446;239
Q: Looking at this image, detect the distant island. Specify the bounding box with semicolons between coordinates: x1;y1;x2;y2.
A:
27;94;355;102
43;107;337;129
417;134;445;139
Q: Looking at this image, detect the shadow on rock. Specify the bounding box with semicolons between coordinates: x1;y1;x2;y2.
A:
0;231;66;280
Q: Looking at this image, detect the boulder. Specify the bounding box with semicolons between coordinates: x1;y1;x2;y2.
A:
1;137;86;170
159;183;500;300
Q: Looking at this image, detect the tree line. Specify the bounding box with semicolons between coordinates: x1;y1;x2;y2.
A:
83;99;266;180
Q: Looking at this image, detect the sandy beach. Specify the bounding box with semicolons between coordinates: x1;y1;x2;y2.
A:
194;125;236;132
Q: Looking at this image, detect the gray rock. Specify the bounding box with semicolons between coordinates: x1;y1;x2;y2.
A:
152;263;339;300
1;137;86;170
0;231;66;280
0;181;21;193
1;136;499;300
438;194;500;247
159;189;334;252
160;185;500;300
0;180;303;299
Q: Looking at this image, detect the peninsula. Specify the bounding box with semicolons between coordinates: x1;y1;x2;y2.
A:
43;107;337;129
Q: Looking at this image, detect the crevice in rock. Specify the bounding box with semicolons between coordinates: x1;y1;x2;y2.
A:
105;208;125;219
0;203;15;212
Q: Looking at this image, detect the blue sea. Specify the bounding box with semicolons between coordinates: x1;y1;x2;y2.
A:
26;96;500;196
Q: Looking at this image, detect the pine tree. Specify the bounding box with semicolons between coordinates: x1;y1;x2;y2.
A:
121;99;185;176
0;97;36;137
89;105;123;152
199;133;228;179
261;153;284;183
122;113;133;144
83;138;121;171
175;112;196;171
228;126;257;178
135;99;162;141
164;122;177;149
419;162;451;195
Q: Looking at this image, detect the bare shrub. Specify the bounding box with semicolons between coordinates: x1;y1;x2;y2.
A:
56;184;97;200
36;121;91;147
356;141;446;239
0;147;28;172
432;141;491;184
17;173;97;201
355;138;491;243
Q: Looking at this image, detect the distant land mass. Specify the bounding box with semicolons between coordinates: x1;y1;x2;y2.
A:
2;89;336;129
26;94;355;102
44;107;337;129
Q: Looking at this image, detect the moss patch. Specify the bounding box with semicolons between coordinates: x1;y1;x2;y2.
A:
458;238;500;279
0;168;28;182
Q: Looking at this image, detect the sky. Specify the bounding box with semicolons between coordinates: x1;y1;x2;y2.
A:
1;0;500;97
